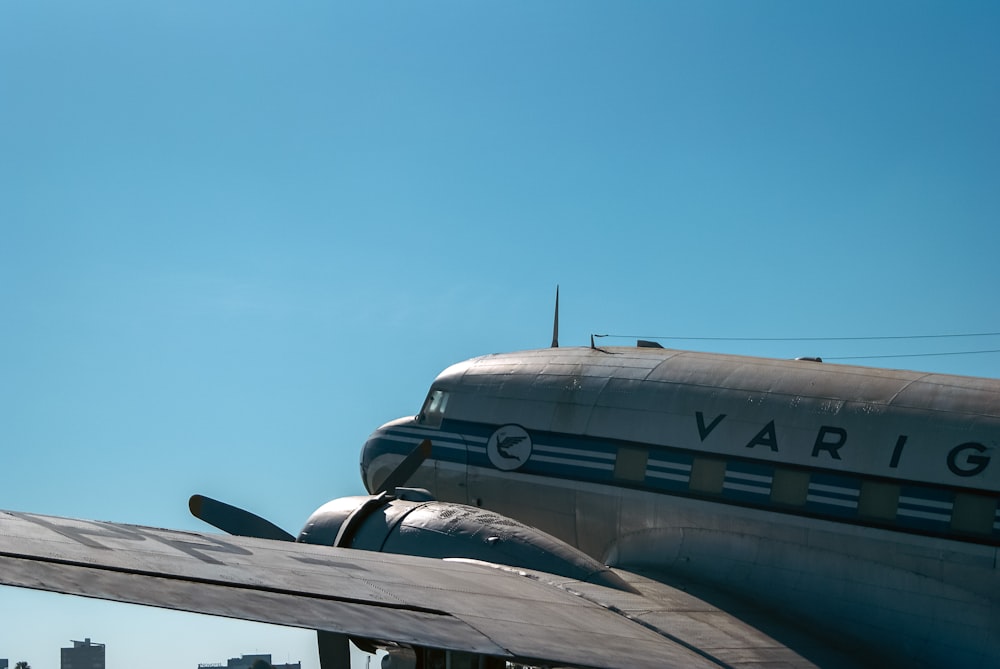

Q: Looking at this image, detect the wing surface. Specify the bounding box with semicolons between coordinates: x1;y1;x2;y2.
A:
0;510;824;668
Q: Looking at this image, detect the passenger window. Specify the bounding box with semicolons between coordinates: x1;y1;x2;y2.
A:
858;480;900;520
418;389;449;427
951;493;996;534
771;469;810;506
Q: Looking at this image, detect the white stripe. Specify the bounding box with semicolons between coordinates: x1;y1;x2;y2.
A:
724;482;771;495
468;446;486;455
899;496;953;511
387;425;457;439
380;435;425;447
387;426;471;446
647;459;692;474
530;454;615;471
725;471;773;484
809;483;859;497
897;508;951;522
647;470;689;483
386;424;488;444
806;494;857;508
381;434;465;451
429;440;465;451
533;444;616;461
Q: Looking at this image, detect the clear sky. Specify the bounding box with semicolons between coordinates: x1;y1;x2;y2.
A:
2;2;999;668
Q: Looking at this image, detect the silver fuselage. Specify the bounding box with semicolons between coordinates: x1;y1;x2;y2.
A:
361;347;1000;667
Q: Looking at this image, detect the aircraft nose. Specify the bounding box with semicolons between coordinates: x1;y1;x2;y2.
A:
360;417;416;493
359;432;382;493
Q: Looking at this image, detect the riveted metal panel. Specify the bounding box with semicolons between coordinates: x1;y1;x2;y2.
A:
439;347;1000;490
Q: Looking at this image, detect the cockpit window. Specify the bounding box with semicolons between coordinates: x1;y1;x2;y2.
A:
418;389;449;427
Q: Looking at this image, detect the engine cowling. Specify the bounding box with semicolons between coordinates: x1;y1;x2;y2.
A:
297;490;634;593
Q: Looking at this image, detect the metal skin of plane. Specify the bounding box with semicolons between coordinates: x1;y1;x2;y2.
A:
359;344;1000;668
0;342;997;668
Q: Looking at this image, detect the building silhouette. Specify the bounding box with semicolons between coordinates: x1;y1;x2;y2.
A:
61;639;105;669
198;654;300;669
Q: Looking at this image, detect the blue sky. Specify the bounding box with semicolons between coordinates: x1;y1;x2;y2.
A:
2;2;999;668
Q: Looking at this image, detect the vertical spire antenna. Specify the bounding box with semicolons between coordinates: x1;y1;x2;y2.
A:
551;285;560;348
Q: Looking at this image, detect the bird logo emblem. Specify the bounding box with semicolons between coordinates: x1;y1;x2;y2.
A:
495;433;527;460
487;425;532;471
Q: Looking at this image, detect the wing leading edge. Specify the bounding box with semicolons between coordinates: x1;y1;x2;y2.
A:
0;510;826;669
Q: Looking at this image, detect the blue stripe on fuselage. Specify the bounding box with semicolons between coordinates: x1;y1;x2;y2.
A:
365;418;999;546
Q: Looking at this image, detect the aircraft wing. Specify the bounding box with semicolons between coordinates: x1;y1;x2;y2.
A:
0;509;825;669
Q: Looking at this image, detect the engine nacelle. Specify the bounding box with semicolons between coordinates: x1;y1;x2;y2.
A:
297;490;634;592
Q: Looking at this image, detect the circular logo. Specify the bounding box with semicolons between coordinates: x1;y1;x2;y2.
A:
486;425;532;471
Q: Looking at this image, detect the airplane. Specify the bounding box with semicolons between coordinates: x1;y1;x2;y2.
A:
1;298;997;668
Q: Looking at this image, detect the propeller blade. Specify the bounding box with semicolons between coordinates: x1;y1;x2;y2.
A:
189;494;295;541
347;637;380;654
375;439;432;494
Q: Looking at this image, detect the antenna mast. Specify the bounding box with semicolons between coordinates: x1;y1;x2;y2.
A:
551;285;559;348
